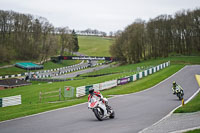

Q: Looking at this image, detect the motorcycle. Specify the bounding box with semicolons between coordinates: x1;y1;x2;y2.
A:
88;95;115;121
174;87;184;100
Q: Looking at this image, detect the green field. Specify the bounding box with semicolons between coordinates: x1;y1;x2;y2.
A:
78;36;113;56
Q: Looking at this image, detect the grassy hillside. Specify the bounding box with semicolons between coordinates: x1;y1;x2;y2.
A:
78;36;114;56
0;36;113;76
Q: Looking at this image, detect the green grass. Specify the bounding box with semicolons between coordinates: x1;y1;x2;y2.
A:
174;92;200;113
184;129;200;133
78;36;114;56
0;60;38;67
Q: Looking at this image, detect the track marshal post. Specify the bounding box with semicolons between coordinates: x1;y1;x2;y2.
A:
182;98;184;106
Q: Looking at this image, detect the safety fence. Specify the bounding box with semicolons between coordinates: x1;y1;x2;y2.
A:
76;61;170;97
39;89;62;102
0;95;21;107
39;87;75;103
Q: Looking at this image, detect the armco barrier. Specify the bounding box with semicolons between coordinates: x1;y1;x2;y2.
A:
76;61;170;97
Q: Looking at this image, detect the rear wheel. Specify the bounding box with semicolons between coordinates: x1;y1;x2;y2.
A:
93;108;104;121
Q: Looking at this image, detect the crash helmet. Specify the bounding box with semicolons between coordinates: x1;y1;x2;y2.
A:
173;81;176;87
88;87;94;94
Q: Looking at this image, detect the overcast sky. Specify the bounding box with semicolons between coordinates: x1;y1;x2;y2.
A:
0;0;199;33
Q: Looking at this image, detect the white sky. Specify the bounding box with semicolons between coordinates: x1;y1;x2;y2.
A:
0;0;199;33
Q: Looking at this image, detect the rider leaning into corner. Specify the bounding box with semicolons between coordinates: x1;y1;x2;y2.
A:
172;81;184;94
88;87;110;110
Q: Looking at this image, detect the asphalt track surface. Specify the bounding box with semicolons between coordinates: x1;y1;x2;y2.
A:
36;62;90;77
0;65;200;133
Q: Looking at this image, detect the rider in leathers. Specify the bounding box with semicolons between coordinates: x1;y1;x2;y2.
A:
172;81;184;95
88;87;109;109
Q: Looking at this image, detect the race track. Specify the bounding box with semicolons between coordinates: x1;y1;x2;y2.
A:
0;65;199;133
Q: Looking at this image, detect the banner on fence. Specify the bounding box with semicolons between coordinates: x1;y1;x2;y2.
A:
117;77;130;85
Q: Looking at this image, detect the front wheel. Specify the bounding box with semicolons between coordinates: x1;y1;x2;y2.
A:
177;93;183;100
93;108;104;121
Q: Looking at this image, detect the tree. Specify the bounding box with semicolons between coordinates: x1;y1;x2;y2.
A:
109;8;200;64
72;30;79;52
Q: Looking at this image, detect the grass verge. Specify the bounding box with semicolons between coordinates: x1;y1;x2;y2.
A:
184;129;200;133
174;92;200;113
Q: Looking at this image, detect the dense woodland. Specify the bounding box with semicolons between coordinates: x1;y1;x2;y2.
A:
0;10;79;64
110;8;200;63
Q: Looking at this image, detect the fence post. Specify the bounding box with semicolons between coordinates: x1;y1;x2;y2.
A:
59;88;61;101
39;92;42;103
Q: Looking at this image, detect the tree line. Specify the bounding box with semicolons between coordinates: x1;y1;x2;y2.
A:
0;10;79;64
110;8;200;64
76;28;107;36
